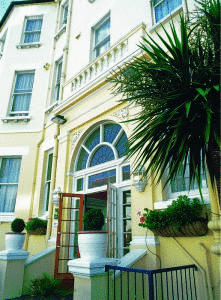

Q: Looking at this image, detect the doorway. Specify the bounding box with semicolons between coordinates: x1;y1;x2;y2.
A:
84;191;107;231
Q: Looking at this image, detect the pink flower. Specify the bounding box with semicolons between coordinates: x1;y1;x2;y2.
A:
137;210;141;216
140;216;146;223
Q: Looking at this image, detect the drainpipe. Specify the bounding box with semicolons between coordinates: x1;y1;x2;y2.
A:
60;0;73;101
172;238;213;300
24;128;45;251
46;124;60;242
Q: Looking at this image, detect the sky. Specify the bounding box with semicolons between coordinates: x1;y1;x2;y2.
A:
0;0;30;20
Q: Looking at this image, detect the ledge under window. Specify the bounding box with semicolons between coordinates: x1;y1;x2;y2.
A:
16;43;42;49
0;213;15;223
1;116;31;123
54;25;66;41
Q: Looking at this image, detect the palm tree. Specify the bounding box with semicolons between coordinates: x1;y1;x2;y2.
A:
111;0;220;201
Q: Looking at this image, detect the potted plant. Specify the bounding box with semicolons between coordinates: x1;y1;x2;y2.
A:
139;195;208;237
25;217;47;235
78;208;107;259
5;218;26;250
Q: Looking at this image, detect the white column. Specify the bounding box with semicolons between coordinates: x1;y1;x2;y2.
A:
68;258;119;300
0;250;29;299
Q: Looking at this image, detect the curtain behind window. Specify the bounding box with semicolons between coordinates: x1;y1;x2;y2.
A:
0;158;21;212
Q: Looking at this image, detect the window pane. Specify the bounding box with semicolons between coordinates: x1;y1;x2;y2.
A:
76;178;83;191
88;169;116;188
85;128;100;151
46;153;53;181
24;18;42;43
0;157;21;212
154;0;182;23
122;165;130;181
76;148;89;171
15;73;34;92
0;185;18;212
11;73;34;115
55;60;63;101
115;132;128;158
0;158;21;183
95;19;110;45
104;123;121;143
90;145;114;167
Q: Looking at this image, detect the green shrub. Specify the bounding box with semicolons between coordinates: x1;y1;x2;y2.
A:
23;273;72;297
11;218;25;233
139;195;208;231
83;209;104;231
25;218;47;231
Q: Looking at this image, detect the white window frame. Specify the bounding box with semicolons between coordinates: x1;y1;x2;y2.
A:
21;15;43;45
42;150;53;215
117;188;131;258
152;0;183;24
91;13;110;60
9;70;35;117
53;57;63;103
60;1;69;27
0;30;7;57
0;156;22;222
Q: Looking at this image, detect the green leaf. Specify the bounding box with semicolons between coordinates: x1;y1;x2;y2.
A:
185;101;191;117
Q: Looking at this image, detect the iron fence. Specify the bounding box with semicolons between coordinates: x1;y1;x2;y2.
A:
105;264;200;300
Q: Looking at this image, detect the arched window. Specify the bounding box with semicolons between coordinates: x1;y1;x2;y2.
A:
74;122;130;192
75;123;128;171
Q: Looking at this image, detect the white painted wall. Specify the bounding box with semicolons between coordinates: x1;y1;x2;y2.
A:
0;3;57;133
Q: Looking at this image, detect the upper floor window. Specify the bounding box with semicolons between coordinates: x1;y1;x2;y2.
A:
0;30;7;56
60;1;69;27
0;157;21;213
22;16;43;44
92;15;110;59
9;71;35;117
153;0;182;23
54;58;63;102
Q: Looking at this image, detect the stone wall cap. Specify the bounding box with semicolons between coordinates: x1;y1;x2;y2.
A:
0;250;29;261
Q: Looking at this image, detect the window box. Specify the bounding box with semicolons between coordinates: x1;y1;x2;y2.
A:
152;220;208;237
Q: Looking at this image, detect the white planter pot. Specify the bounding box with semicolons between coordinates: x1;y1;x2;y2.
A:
78;231;108;259
5;233;26;250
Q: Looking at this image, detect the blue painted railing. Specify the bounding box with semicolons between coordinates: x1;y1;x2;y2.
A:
105;264;199;300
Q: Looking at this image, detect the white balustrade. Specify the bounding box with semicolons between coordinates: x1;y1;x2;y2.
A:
65;24;145;98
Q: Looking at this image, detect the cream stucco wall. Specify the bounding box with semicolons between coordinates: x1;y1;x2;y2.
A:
0;1;219;299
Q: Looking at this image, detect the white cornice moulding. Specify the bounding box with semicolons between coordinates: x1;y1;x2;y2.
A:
130;236;160;246
0;147;29;156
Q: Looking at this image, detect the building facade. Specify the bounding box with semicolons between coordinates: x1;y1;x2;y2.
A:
0;0;220;297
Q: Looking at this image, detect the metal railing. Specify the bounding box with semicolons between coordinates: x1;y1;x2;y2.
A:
105;264;200;300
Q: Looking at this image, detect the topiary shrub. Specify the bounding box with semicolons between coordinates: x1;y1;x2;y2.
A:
11;218;25;233
25;218;47;235
83;209;104;231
